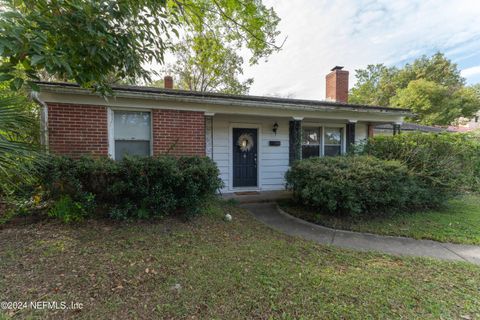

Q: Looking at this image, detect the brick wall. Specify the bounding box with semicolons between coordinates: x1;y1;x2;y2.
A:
47;104;206;158
152;109;205;156
47;103;109;157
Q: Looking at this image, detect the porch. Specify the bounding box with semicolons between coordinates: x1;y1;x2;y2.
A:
205;112;400;194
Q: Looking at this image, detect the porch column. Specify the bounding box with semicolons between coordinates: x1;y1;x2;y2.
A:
289;117;303;165
205;112;214;158
393;122;402;135
346;120;356;153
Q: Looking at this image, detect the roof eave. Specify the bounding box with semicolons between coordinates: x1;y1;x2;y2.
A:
36;83;413;117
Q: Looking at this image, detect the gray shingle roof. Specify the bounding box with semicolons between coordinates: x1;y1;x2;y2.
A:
36;81;411;114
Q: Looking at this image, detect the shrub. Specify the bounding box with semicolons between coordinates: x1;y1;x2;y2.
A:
48;194;94;223
285;156;427;217
360;132;480;195
37;155;223;220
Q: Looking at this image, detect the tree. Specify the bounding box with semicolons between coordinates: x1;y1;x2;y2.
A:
167;33;253;94
390;79;479;125
472;83;480;97
396;52;465;89
0;91;41;193
0;0;281;95
0;82;39;144
348;64;399;106
350;53;480;125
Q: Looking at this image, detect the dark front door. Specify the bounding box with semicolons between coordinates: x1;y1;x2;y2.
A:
233;128;258;187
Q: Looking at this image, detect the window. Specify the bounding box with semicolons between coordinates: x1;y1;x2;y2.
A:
324;127;342;156
113;111;151;160
302;127;320;159
301;126;345;159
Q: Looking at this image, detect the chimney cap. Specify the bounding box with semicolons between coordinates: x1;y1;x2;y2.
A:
331;66;344;71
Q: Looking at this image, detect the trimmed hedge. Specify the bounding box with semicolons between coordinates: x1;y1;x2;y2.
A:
37;155;223;220
285;156;430;217
360;132;480;195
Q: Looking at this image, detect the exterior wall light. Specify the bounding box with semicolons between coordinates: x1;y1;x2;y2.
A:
273;122;279;135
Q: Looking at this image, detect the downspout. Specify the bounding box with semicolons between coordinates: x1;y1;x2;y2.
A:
31;91;49;152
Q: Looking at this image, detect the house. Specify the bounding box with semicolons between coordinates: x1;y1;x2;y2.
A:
34;67;410;193
448;111;480;132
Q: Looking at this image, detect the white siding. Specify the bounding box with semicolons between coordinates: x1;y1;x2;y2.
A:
212;118;373;192
212;115;289;192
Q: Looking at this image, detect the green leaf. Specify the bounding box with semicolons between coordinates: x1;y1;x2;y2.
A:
27;81;40;91
0;74;14;82
10;78;24;91
30;55;44;66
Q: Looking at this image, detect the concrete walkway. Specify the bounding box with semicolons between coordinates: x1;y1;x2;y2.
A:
241;202;480;265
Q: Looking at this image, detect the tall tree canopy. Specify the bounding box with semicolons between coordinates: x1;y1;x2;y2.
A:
0;0;281;95
349;53;480;125
164;33;253;94
473;83;480;97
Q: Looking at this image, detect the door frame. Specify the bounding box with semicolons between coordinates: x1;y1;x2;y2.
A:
228;122;262;191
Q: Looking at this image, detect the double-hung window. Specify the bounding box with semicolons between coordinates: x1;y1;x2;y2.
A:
301;126;343;158
113;111;151;160
324;127;342;156
301;127;321;159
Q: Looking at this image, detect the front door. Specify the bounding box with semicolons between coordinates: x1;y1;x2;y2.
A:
233;128;258;188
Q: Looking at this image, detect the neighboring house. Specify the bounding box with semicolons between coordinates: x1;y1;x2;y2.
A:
34;67;409;193
374;122;452;136
448;111;480;132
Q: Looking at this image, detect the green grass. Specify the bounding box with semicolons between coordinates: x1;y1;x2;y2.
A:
280;194;480;245
1;201;479;319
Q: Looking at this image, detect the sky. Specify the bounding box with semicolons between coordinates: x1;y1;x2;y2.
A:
238;0;480;100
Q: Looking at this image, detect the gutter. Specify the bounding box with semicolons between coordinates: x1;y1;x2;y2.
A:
31;91;49;151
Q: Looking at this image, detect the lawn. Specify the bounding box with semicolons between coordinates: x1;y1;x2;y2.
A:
280;194;480;245
1;201;480;319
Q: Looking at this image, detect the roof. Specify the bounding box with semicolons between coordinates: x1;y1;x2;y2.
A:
375;123;450;133
36;81;411;115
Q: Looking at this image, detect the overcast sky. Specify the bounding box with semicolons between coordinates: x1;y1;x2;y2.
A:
239;0;480;100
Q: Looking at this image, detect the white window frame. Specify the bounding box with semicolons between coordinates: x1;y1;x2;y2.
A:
323;126;344;157
301;126;322;158
301;123;346;158
107;108;153;160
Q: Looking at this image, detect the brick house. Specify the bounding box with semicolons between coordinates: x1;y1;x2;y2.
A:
35;67;409;193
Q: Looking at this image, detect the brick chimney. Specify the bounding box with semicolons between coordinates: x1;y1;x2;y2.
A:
326;66;349;103
164;75;173;89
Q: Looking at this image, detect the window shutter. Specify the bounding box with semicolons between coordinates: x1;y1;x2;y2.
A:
346;122;356;153
289;120;302;165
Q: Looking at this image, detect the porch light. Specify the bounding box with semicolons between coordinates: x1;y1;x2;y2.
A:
273;122;279;135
